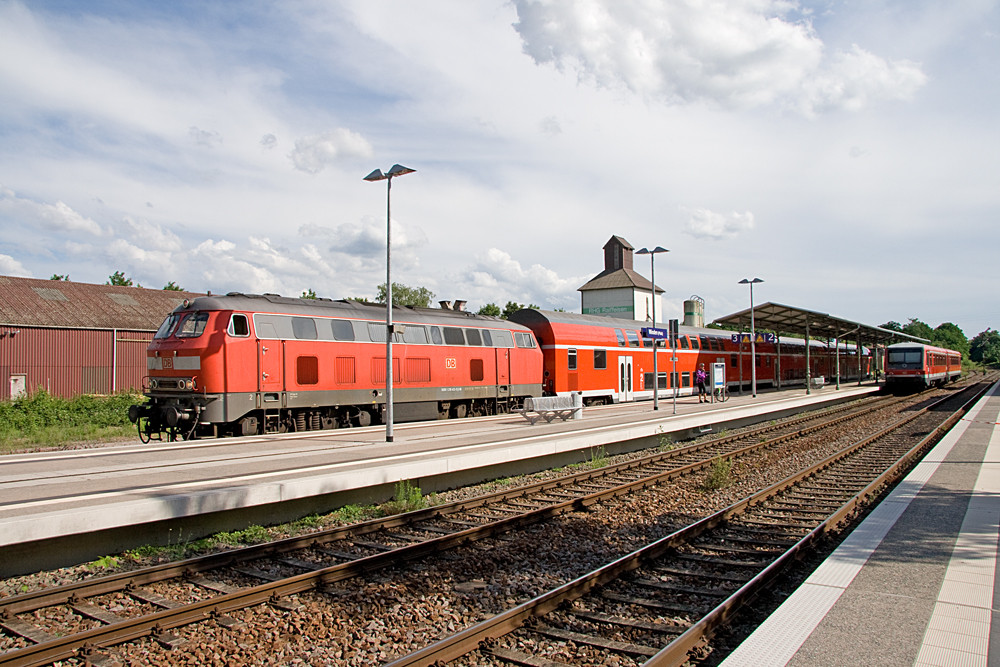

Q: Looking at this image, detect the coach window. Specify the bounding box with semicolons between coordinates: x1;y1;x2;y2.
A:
228;314;250;337
466;328;483;346
594;349;607;370
568;349;577;370
625;330;641;347
443;327;466;345
470;358;484;381
682;372;691;388
297;356;319;385
615;329;627;347
292;317;317;340
679;336;689;349
731;354;738;368
176;312;209;338
331;319;355;341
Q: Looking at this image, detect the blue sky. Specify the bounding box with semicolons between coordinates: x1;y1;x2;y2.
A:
1;0;997;338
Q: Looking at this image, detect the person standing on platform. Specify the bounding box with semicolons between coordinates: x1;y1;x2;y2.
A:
695;363;709;403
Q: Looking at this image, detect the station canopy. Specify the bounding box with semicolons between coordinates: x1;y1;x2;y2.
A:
711;302;929;345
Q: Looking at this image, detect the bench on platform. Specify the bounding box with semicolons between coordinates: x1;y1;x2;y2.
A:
513;394;583;425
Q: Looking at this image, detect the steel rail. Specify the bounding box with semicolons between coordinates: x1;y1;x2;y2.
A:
382;381;990;666
0;396;910;665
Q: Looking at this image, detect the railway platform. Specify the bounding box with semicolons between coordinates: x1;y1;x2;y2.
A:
0;381;879;575
720;380;1000;667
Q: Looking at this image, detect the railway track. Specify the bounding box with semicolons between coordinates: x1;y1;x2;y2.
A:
384;379;993;666
0;388;967;666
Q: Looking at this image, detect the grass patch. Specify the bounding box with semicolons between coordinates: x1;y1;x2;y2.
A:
0;390;143;452
586;445;609;468
702;457;733;491
379;480;427;516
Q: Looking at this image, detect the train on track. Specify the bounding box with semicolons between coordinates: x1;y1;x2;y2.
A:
885;342;962;391
129;293;872;440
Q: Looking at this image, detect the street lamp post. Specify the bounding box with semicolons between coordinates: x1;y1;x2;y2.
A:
364;164;416;443
738;277;764;398
637;247;668;411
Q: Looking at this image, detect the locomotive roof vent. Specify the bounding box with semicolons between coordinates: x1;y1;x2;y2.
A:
438;300;467;311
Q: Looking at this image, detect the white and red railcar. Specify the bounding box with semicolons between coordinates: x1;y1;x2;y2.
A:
129;293;542;439
885;342;961;391
508;310;870;404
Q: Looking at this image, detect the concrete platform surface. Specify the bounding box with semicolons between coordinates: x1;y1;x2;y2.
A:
0;383;877;552
721;381;1000;667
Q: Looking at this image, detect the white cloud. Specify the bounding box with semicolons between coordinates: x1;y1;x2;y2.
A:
289;129;374;174
0;253;31;277
0;187;103;235
682;208;755;240
512;0;926;113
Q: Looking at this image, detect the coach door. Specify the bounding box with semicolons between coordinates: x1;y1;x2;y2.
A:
618;356;634;402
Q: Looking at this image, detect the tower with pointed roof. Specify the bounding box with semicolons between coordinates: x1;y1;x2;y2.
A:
578;236;663;322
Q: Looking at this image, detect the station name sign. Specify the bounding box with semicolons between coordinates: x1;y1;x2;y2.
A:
641;327;668;339
731;332;777;344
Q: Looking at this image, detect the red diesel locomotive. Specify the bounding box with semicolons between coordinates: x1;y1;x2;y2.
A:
129;293;543;440
508;309;871;403
885;342;961;390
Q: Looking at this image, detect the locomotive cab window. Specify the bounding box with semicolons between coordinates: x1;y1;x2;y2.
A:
493;330;514;348
155;313;182;339
176;312;209;338
228;314;250;337
515;332;536;348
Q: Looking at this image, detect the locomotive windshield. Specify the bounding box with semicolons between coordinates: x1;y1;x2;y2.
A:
175;312;210;338
154;313;182;339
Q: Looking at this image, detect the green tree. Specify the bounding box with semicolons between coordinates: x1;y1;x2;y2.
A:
107;271;133;287
969;329;1000;367
477;303;502;317
377;283;434;308
163;281;183;291
49;274;69;281
301;288;317;299
902;318;933;341
931;322;969;357
879;321;903;332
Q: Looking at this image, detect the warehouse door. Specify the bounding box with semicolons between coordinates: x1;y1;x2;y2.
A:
618;356;634;402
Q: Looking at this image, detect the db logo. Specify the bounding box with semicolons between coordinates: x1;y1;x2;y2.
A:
162;357;173;369
445;358;457;369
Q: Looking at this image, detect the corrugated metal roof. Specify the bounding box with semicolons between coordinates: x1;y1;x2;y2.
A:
0;275;204;331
